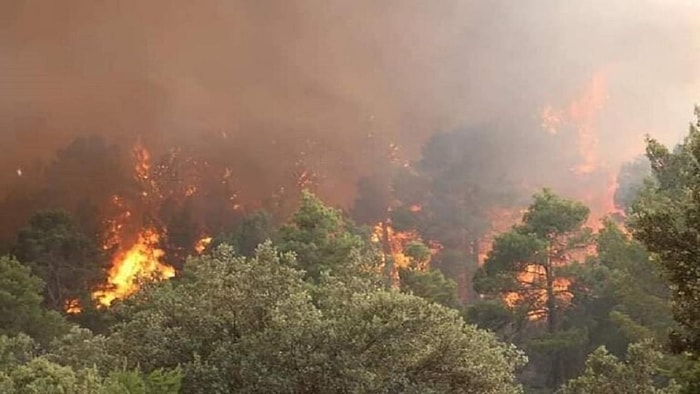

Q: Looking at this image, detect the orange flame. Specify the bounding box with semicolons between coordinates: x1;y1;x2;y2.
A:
93;229;174;307
133;141;151;182
64;299;82;314
91;142;176;307
541;72;608;174
503;264;573;321
372;219;434;286
194;236;213;254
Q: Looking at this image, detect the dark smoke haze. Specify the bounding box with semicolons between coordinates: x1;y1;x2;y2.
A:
1;1;699;214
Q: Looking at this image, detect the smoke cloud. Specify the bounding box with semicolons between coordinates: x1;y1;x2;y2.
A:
1;0;698;213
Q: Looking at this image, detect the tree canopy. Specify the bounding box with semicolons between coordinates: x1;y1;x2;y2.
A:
630;108;700;353
106;243;526;393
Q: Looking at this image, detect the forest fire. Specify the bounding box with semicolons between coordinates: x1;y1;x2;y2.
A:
195;236;213;254
372;220;432;285
503;264;573;320
64;299;82;315
481;72;618;312
93;229;175;307
542;72;608;175
91;143;177;307
3;2;697;390
478;208;526;265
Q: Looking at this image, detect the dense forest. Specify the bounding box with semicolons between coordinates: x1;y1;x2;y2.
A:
0;110;698;392
3;1;700;393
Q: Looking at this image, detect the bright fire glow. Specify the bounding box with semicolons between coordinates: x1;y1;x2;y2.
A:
541;71;608;175
64;299;82;314
93;229;174;307
133;140;151;181
372;219;435;286
195;236;213;254
503;264;573;320
91;142;176;308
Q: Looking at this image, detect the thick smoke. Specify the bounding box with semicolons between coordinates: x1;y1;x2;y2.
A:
1;1;698;218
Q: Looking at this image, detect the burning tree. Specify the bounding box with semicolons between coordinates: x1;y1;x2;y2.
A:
388;128;520;302
474;189;593;387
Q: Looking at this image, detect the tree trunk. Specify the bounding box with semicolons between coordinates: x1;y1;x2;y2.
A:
545;248;562;388
381;221;399;287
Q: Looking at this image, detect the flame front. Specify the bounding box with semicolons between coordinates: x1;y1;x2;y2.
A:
93;228;175;307
372;219;434;286
195;236;213;254
542;71;608;175
91;142;176;307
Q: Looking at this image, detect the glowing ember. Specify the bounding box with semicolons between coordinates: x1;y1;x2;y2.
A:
93;228;175;307
133;141;151;182
64;299;82;314
185;185;198;197
195;236;213;254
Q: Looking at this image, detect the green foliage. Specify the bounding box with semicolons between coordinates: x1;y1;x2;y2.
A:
557;220;675;362
46;326;119;374
475;190;590;325
557;341;680;394
0;330;181;393
614;156;651;212
0;256;68;345
399;268;459;308
0;358;181;394
670;356;700;394
386;129;521;302
465;299;513;333
214;210;274;257
101;368;182;394
520;189;590;237
14;210;104;312
473;190;592;388
597;222;674;344
277;190;379;283
404;241;431;266
629;109;700;353
0;334;37;373
7;357;86;393
105;241;525;393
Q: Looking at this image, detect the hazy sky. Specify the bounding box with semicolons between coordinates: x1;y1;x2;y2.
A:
1;1;698;204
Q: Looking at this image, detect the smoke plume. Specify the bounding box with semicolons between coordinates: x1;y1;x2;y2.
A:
1;0;698;219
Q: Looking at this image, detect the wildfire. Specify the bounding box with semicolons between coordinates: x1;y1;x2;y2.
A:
133;140;151;182
64;299;82;314
93;229;175;307
541;71;608;175
195;236;213;254
91;142;177;308
503;264;573;320
478;208;526;265
372;219;433;286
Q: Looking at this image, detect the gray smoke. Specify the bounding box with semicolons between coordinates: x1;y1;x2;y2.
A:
1;0;698;207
